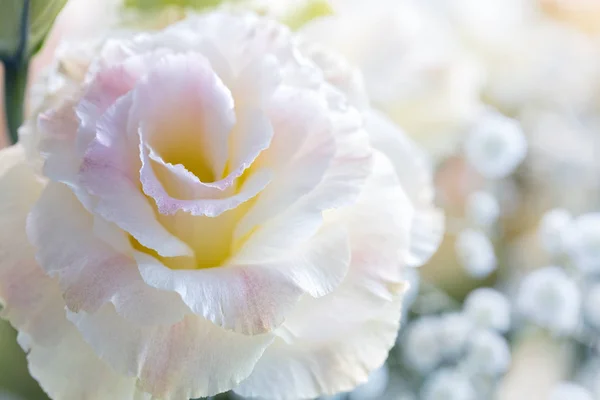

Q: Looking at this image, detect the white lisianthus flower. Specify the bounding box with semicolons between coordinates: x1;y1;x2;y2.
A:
516;267;581;334
464;111;527;179
0;11;442;400
298;0;485;157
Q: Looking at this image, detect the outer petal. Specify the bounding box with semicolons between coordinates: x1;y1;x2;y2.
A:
19;329;150;400
0;147;150;400
27;182;189;326
0;146;69;346
366;110;444;267
236;153;412;399
137;224;350;335
68;305;274;400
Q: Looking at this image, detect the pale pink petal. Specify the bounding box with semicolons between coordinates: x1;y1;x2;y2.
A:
133;53;277;216
234;87;372;260
135;52;235;185
235;152;412;399
68;304;274;400
235;298;403;400
0;146;69;346
79;92;192;257
136;223;350;334
20;329;150;400
366;110;444;267
27;183;189;325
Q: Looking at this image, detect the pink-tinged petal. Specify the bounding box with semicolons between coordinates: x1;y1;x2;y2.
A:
234;87;372;260
79;93;192;258
366;110;444;267
139;107;274;217
0;146;70;346
27;183;189;326
68;304;274;400
235;153;412;399
38;105;81;185
235;298;403;400
233;55;282;107
233;88;337;247
135;52;235;184
74;58;145;157
19;329;150;400
137;222;349;334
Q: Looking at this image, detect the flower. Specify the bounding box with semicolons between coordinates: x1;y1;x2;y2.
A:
421;368;476;400
463;110;527;179
463;330;511;377
465;191;500;228
298;0;484;156
538;208;573;256
463;288;511;333
583;283;600;330
455;229;497;278
401;317;444;373
516;266;581;334
565;213;600;274
549;382;594;400
438;312;474;359
0;11;442;400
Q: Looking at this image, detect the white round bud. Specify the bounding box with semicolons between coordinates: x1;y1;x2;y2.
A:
517;266;581;334
466;191;500;227
464;111;527;179
463;288;511;333
455;229;497;278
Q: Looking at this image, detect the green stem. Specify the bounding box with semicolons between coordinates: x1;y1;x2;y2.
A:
3;60;29;145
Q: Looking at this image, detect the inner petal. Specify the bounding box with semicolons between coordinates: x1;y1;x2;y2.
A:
133;52;236;183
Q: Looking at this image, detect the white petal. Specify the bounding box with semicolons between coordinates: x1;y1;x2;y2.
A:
79;91;193;258
68;304;274;400
234;86;371;258
366;110;444;267
27;182;189;325
0;146;70;346
235;152;412;399
137;224;350;335
20;328;150;400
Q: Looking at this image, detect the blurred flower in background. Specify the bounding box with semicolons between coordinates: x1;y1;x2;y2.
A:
2;0;600;399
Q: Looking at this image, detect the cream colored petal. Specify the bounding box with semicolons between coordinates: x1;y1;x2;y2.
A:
235;151;411;399
366;110;444;267
27;182;189;326
68;304;274;400
136;223;350;335
20;328;151;400
0;145;69;346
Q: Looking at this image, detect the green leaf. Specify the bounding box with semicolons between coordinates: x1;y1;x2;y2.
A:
0;0;68;62
280;0;334;30
124;0;228;11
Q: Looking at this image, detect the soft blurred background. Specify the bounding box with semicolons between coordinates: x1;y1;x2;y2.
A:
2;0;600;399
